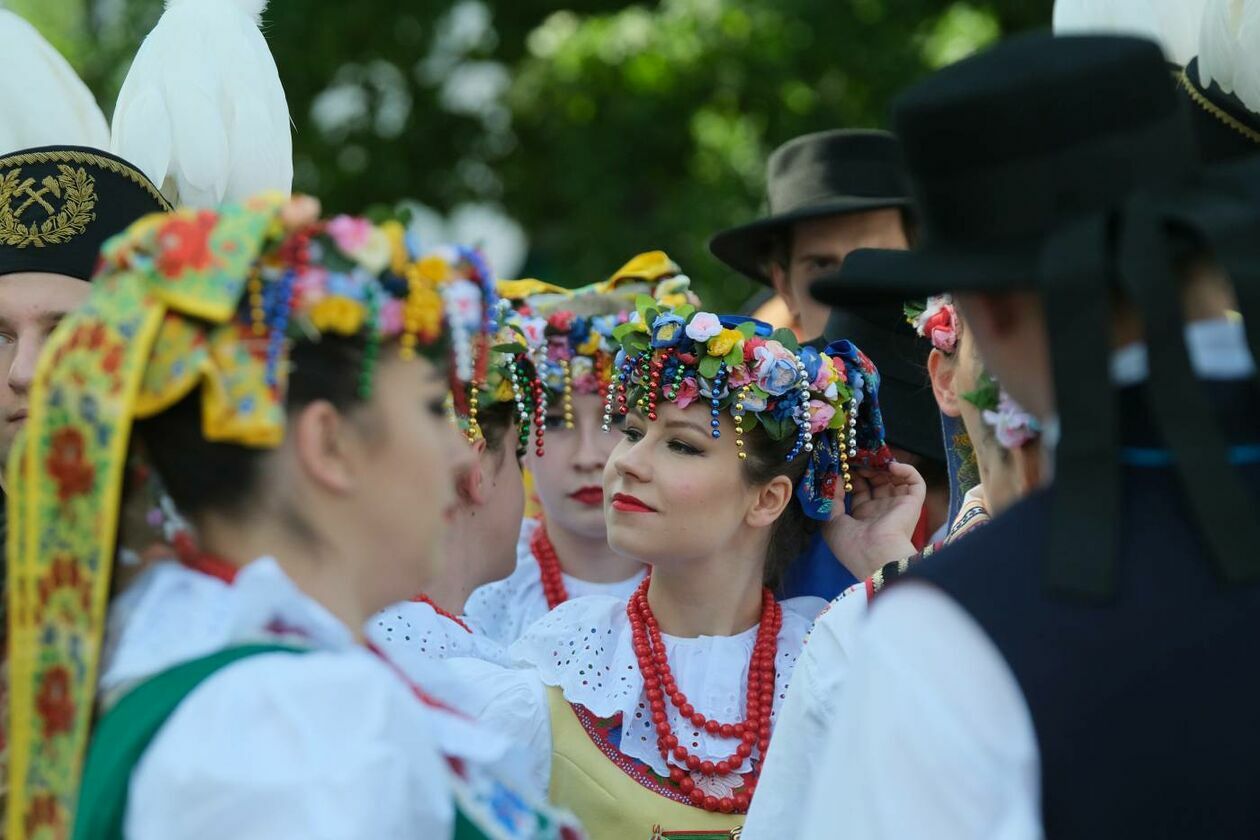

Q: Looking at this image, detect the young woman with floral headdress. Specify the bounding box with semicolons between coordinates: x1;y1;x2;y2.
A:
366;244;527;670
4;195;581;839
450;299;924;838
741;293;1043;840
463;252;695;646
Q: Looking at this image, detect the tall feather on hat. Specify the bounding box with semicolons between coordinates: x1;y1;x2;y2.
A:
0;9;109;153
1052;0;1209;66
112;0;292;207
1197;0;1260;117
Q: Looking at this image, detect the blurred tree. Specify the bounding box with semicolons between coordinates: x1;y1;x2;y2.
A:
501;0;1049;309
16;0;1049;308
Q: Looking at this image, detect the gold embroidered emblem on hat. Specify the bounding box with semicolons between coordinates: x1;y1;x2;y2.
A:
0;164;97;248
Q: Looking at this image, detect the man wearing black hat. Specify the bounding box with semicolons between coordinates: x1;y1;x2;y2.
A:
710;130;950;592
796;33;1260;838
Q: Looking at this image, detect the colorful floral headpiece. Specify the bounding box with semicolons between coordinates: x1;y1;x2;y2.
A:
491;251;695;456
608;300;893;520
4;194;497;839
905;294;960;354
963;370;1041;450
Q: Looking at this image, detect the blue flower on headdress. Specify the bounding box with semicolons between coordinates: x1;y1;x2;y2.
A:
327;272;355;298
799;346;822;385
770;397;796;421
651;313;687;349
569;316;593;348
592;315;618;338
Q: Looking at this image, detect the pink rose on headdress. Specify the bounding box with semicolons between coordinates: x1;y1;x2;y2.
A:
548;311;575;332
808;399;835;434
727;365;755;389
982;390;1040;450
674;376;700;409
379;299;404;335
684;312;723;342
327;215;373;254
913;295;959;354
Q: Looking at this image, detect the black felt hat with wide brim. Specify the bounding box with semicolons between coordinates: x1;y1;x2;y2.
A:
0;145;170;282
811;35;1200;308
709;130;912;284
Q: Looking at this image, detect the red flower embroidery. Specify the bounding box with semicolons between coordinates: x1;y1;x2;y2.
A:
547;311;574;332
156;211;218;278
35;666;75;740
38;555;91;614
25;793;65;838
101;343;124;375
45;427;94;502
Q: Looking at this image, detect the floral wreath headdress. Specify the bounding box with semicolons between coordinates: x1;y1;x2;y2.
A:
491;250;695;457
609;299;893;519
904;294;1039;450
4;194;496;840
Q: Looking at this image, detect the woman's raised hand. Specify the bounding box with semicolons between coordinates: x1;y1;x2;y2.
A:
822;461;926;581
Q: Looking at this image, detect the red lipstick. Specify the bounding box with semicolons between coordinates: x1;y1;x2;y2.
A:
611;492;656;513
569;486;604;506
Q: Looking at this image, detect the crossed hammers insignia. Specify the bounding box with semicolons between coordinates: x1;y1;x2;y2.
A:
11;175;62;218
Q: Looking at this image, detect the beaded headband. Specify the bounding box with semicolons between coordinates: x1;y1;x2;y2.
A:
491;250;695;456
4;194;495;839
609;299;893;520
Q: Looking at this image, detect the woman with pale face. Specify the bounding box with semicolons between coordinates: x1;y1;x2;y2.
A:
464;253;692;645
5;199;579;840
462;305;921;838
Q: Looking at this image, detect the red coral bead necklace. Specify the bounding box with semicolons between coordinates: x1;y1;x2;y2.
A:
625;574;782;814
531;522;570;609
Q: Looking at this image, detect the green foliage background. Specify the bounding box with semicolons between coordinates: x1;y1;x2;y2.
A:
17;0;1049;311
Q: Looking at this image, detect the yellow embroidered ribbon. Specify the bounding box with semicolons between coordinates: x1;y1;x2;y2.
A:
5;193;286;840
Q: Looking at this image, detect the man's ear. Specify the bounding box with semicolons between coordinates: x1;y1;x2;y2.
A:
457;438;489;505
768;261;799;326
290;400;357;494
927;348;962;417
1012;440;1043;495
746;474;794;529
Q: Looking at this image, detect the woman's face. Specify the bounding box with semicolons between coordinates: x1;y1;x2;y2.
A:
354;355;473;604
476;424;526;583
525;392;617;539
603;401;759;566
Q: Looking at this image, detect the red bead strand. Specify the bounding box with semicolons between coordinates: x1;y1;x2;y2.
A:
531;522;570;609
625;574;781;813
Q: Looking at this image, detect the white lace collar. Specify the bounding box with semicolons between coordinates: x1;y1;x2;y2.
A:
369;600;511;669
508;593;826;778
464;517;647;645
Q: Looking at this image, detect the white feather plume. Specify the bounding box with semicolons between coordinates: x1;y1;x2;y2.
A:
112;0;292;207
0;10;109;154
1198;0;1260;116
1053;0;1209;66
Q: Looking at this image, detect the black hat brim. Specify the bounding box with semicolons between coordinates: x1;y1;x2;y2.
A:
709;196;913;285
809;238;1038;308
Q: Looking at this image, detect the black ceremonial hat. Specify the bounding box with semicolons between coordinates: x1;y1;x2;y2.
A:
0;145;171;281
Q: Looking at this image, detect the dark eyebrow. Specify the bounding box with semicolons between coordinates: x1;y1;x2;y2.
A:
663;419;708;433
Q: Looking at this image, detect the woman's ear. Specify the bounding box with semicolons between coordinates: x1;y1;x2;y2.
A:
927;348;962;417
746;473;794;529
290;400;358;494
457;438;489;506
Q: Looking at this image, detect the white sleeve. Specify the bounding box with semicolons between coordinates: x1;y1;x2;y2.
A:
743;583;868;839
126;651;454;840
798;581;1044;840
443;656;554;793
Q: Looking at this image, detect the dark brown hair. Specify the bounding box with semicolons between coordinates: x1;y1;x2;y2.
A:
739;424;815;591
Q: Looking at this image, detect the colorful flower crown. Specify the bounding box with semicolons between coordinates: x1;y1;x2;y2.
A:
490;251;694;456
607;299;893;520
904;294;960;354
